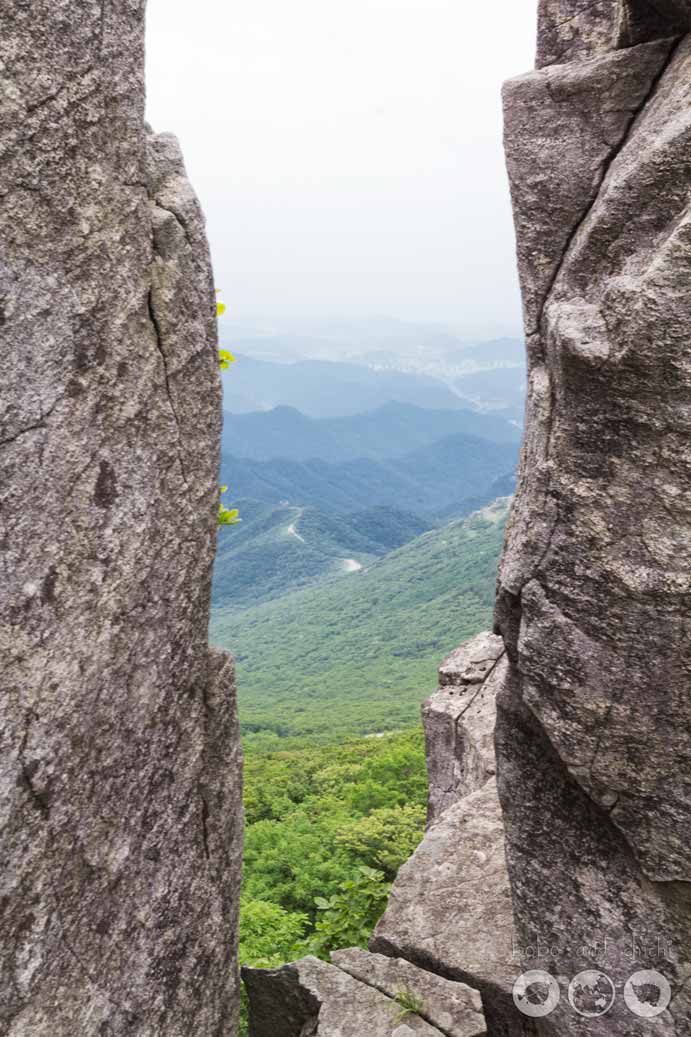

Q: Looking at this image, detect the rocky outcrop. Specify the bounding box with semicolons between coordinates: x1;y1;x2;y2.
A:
424;632;504;822
494;0;691;1034
242;635;522;1035
371;636;532;1036
243;952;486;1037
1;3;242;1035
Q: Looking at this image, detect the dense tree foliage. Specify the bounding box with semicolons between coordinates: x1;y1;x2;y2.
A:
212;507;507;750
240;728;426;965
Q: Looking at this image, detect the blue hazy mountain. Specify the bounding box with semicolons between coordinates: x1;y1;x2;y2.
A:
220;431;518;517
221;355;472;417
221;401;520;464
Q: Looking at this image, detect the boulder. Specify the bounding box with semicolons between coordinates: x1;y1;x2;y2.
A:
1;3;242;1034
495;1;691;1034
372;634;532;1035
331;949;486;1037
243;956;450;1037
424;631;505;822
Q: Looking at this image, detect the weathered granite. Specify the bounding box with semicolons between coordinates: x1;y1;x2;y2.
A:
370;780;525;1037
372;637;533;1036
536;0;689;68
504;38;673;336
331;948;487;1037
243;956;449;1037
501;18;691;883
495;672;691;1037
494;1;691;1034
536;0;621;68
1;2;242;1034
424;632;505;822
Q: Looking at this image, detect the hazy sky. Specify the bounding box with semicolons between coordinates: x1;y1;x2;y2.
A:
146;1;537;337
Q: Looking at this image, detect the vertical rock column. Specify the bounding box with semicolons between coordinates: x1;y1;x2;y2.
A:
497;1;691;1034
1;3;242;1035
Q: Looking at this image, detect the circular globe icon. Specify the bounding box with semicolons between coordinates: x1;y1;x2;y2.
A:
568;971;616;1017
512;970;561;1018
624;971;671;1018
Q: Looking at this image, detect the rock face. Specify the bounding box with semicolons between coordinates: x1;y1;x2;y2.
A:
243;952;486;1037
372;636;533;1036
424;632;504;822
495;0;691;1033
331;949;486;1037
1;4;242;1035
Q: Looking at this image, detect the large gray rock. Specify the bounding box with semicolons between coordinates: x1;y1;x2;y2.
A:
331;949;486;1037
243;956;450;1037
1;3;242;1034
504;38;674;336
370;780;528;1037
500;16;691;883
372;636;532;1036
536;0;689;68
424;632;505;822
495;674;691;1037
495;1;691;1034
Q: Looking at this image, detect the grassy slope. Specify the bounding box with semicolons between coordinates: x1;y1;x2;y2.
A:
212;500;432;611
211;501;508;751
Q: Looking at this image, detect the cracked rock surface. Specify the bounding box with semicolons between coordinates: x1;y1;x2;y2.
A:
424;632;505;822
495;0;691;1034
243;953;486;1037
1;2;242;1034
372;638;532;1037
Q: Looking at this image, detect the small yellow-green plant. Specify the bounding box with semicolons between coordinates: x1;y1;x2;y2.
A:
218;486;241;527
393;989;426;1023
216;294;239;526
218;348;236;370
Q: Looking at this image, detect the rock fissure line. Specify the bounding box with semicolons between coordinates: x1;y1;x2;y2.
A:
146;286;192;494
529;36;678;341
327;961;450;1037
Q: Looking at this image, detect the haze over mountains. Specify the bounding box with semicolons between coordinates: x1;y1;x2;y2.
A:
220;316;525;419
212;320;525;741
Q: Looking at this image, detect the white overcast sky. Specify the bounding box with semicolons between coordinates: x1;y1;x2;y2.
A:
146;1;537;337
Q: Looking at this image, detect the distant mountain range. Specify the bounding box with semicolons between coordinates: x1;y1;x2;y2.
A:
220;430;518;518
453;365;527;419
220;401;519;464
221;355;469;417
213;344;521;620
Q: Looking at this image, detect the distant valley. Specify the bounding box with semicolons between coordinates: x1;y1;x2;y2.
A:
212;501;509;751
212;325;523;749
220;320;526;421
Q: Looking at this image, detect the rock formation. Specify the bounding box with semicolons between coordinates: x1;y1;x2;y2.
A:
243;951;487;1037
495;0;691;1032
1;3;242;1034
370;635;531;1036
